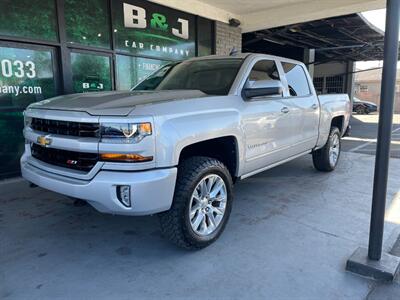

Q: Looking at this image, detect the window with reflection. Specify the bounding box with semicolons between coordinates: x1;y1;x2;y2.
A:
116;55;170;90
248;60;280;82
281;62;311;97
0;0;58;41
197;17;214;56
65;0;111;49
71;52;112;93
0;45;56;177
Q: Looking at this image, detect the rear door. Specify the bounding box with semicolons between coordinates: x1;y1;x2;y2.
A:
279;61;319;153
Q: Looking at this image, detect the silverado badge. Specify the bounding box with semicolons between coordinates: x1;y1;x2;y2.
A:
37;135;52;147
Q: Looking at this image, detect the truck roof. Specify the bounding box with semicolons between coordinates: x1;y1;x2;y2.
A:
185;53;305;66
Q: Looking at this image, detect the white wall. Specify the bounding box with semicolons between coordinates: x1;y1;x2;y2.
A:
314;62;347;77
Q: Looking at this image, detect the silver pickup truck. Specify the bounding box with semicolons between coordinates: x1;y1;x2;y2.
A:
21;53;350;249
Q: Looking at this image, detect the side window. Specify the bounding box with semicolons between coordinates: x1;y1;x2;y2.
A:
281;62;311;97
248;60;280;83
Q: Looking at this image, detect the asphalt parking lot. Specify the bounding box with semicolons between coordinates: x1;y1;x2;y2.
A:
342;113;400;158
2;113;400;299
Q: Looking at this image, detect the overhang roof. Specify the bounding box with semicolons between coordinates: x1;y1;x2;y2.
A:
149;0;386;32
243;13;386;62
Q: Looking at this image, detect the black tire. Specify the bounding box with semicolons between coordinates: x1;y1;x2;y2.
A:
159;156;233;250
356;106;367;115
312;126;341;172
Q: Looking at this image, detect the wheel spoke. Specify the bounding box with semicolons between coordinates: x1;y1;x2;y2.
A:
192;191;201;203
190;204;200;219
199;180;208;197
200;214;207;233
192;212;204;230
212;206;224;215
206;212;216;231
210;180;224;198
206;176;216;193
213;195;227;204
330;152;335;164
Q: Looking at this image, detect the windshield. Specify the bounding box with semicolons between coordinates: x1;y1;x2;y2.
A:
133;58;243;95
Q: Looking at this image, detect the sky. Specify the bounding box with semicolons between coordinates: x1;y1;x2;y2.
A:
362;9;386;31
356;9;391;70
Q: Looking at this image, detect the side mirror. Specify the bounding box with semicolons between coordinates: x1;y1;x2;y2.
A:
243;80;283;99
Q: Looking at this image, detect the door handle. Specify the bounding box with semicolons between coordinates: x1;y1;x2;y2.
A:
311;104;318;110
281;107;289;114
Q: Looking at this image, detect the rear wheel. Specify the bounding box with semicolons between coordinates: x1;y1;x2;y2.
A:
312;126;341;172
356;106;367;114
159;156;233;250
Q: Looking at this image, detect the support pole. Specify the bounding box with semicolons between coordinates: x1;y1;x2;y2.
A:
368;0;400;260
345;0;400;280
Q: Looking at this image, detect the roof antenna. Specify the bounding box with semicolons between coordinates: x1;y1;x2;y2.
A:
229;47;238;56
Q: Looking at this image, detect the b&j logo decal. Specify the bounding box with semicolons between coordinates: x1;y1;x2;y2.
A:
123;3;189;40
114;0;195;60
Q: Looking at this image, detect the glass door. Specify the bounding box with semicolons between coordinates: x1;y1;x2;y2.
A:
0;42;59;178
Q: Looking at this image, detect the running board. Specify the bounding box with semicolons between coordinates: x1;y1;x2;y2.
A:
239;151;310;180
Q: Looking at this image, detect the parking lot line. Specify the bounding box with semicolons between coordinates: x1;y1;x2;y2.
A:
344;137;400;144
347;127;400;152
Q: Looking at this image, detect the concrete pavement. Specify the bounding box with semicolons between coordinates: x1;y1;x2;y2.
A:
2;150;400;299
340;113;400;299
342;114;400;158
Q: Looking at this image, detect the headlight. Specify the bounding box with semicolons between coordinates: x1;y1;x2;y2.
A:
100;122;152;143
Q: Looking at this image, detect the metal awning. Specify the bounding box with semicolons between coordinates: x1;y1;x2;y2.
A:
243;13;385;62
150;0;385;33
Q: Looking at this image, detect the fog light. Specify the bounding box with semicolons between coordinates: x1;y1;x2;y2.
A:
117;185;131;207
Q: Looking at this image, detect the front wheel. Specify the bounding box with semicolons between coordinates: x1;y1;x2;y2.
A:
312;126;341;172
159;156;233;250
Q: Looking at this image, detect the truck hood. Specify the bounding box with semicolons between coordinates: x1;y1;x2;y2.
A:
28;90;207;116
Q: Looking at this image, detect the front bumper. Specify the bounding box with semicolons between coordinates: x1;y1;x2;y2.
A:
21;155;177;216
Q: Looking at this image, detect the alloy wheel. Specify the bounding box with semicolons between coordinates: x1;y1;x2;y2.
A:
329;133;340;166
189;174;227;236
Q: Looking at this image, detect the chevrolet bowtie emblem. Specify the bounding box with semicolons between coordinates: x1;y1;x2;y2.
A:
37;135;52;147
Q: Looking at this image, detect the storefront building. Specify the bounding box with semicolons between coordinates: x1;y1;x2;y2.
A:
0;0;243;178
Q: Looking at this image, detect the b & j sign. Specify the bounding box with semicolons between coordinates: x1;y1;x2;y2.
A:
113;0;196;60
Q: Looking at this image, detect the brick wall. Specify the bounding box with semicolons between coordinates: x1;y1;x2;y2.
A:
355;82;400;113
215;21;242;55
